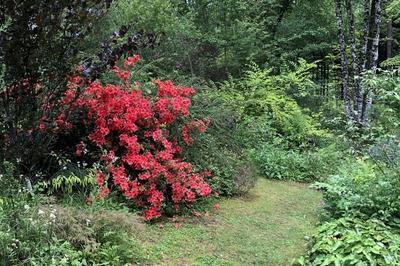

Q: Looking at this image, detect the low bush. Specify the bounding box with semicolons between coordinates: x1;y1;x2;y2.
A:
314;168;400;226
185;90;257;196
0;204;148;265
186;134;256;196
0;161;148;265
212;62;328;149
251;143;345;182
296;217;400;266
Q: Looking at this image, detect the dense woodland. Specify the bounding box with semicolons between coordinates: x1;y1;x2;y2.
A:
1;0;400;265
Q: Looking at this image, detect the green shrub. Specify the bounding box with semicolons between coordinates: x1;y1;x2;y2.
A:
314;170;400;226
251;145;310;181
0;162;147;265
185;90;257;196
0;202;148;265
296;217;400;266
215;62;329;148
251;143;345;182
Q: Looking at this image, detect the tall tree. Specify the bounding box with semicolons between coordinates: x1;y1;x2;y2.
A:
335;0;352;119
334;0;384;125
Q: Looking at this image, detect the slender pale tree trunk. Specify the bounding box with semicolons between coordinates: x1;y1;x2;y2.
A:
370;0;382;72
362;0;382;125
359;0;371;126
360;0;371;73
346;0;362;123
335;0;353;120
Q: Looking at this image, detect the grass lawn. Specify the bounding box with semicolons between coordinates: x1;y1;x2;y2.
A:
135;178;322;265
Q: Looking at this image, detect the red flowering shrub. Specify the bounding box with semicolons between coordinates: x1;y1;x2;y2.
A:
56;56;212;220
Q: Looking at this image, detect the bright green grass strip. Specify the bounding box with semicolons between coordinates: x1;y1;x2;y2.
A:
140;178;322;266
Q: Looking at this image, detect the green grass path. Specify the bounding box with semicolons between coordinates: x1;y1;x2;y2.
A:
140;178;322;265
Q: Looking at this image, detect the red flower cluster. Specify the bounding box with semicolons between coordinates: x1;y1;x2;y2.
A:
58;56;212;220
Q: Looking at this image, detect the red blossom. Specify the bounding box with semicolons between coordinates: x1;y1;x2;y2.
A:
124;55;141;67
56;55;212;220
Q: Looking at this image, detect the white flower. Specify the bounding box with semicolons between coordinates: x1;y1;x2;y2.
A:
24;204;30;210
49;213;56;220
38;209;45;215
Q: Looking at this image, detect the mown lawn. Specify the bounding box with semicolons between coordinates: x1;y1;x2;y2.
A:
135;178;322;265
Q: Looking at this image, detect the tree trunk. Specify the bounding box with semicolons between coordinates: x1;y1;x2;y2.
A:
360;0;370;73
335;0;352;120
359;0;371;127
346;0;362;122
387;19;393;59
370;0;382;72
362;0;382;125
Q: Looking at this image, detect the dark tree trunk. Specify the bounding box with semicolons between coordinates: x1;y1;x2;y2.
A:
271;0;291;38
335;0;353;120
387;19;393;59
366;0;376;70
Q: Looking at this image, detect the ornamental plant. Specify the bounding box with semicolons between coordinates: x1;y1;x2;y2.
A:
55;56;212;220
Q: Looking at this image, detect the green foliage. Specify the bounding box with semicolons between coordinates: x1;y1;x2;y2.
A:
273;0;336;64
299;137;400;265
0;160;147;265
296;217;400;266
185;90;257;196
84;0;182;57
251;143;345;182
0;201;147;265
314;158;400;226
38;170;96;195
218;61;328;147
381;55;400;67
387;0;400;22
251;145;312;181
